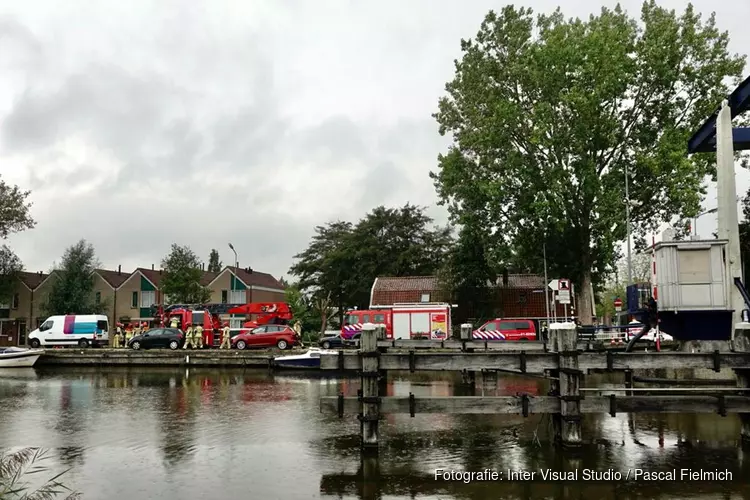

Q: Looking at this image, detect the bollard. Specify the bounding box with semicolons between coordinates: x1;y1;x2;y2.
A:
733;322;750;448
359;323;380;449
549;322;582;448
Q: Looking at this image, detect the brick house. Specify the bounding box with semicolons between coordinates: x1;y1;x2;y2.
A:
207;266;286;304
370;275;568;326
0;271;57;346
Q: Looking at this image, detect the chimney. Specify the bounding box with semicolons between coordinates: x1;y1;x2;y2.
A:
152;264;155;270
118;265;121;275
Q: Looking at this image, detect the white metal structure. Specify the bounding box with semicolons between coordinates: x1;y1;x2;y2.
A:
653;240;729;311
390;303;452;340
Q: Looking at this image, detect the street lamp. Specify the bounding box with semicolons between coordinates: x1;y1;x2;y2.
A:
228;243;238;268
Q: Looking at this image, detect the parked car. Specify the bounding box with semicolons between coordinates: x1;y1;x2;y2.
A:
319;333;346;349
232;324;300;350
473;319;537;341
128;328;184;350
626;320;674;342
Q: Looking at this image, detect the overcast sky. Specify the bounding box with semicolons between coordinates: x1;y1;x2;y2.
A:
0;0;748;280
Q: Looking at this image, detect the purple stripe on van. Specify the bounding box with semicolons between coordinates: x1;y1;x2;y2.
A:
63;315;75;334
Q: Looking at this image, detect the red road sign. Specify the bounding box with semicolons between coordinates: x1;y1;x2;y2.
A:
614;298;623;307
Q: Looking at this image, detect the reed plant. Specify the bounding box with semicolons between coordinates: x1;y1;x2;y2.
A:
0;448;80;500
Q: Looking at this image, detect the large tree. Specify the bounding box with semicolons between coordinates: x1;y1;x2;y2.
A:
207;249;222;273
161;244;212;304
431;2;745;324
43;239;106;315
290;204;453;319
0;176;35;303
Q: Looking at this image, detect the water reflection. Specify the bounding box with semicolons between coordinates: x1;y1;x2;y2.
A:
0;367;747;499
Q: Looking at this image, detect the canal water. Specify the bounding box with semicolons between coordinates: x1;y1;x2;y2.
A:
0;367;748;499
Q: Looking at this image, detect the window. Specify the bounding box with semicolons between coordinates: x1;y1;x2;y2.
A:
345;315;359;325
96;320;108;331
148;329;164;336
221;290;228;303
192;312;205;326
267;325;283;332
131;291;138;308
499;321;516;331
374;314;385;323
420;293;430;303
141;291;156;308
95;292;101;304
483;321;497;331
11;293;19;309
39;320;53;332
518;292;527;304
229;290;246;303
362;315;370;323
252;326;267;334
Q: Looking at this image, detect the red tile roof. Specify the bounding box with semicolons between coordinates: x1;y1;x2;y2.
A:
96;269;131;288
200;271;218;286
498;274;547;289
17;271;53;290
230;266;284;290
370;276;448;306
137;268;163;287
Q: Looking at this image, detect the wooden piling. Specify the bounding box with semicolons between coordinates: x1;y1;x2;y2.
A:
360;323;380;449
733;322;750;448
550;322;582;448
460;323;475;384
375;324;388;396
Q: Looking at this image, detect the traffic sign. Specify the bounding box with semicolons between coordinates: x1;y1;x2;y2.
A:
557;289;571;304
614;297;623;312
559;279;570;291
547;279;559;290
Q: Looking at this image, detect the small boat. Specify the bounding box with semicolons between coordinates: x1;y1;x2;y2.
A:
0;347;43;368
274;347;338;369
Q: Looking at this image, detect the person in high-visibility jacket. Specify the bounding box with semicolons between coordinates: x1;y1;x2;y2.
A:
142;322;149;333
170;316;179;329
124;324;134;346
195;324;204;349
183;323;193;349
133;323;142;339
220;322;231;349
113;323;122;348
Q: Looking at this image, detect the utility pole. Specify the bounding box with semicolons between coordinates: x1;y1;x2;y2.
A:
544;241;551;327
625;164;632;286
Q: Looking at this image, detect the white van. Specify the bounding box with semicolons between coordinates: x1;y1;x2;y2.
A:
28;314;109;348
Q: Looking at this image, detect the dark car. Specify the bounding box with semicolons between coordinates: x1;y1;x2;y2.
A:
318;333;346;349
128;328;184;350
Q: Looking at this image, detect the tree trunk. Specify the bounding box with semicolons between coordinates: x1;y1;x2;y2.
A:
578;269;595;325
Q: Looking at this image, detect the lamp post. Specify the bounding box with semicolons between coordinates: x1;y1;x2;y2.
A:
228;243;238;268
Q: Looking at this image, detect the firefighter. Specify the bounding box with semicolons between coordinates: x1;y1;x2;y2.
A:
113;323;122;348
183;323;193;349
170;316;179;329
220;322;231;349
142;321;149;333
195;324;204;349
133;322;142;339
124;324;134;346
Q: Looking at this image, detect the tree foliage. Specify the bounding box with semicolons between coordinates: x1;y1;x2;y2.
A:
290;204;453;318
438;223;497;322
43;240;106;316
207;249;222;273
161;244;212;304
431;2;745;324
0;176;35;304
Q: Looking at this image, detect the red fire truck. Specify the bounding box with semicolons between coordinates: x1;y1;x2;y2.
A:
152;302;292;347
342;303;452;340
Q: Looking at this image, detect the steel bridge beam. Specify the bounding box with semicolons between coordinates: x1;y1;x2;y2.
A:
688;74;750;153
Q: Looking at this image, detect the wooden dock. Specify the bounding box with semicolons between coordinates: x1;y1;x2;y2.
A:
319;322;750;450
37;348;276;368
